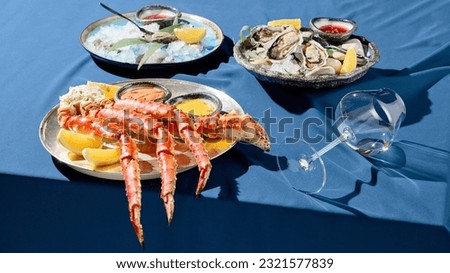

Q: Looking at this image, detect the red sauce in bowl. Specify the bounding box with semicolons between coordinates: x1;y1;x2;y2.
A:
143;14;170;20
120;87;166;102
319;24;349;34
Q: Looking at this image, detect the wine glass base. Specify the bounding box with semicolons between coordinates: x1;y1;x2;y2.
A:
299;155;316;171
276;141;327;195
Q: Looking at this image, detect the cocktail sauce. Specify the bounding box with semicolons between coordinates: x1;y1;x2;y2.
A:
143;14;170;20
319;24;349;34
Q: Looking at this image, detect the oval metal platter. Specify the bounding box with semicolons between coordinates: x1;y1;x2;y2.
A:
39;79;243;180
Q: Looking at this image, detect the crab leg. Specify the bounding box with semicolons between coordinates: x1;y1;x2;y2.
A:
154;125;178;224
111;100;213;195
58;110;119;141
198;112;271;151
119;134;144;246
99;107;178;224
175;110;212;195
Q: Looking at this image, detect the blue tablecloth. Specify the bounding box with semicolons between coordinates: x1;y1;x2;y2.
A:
1;0;449;252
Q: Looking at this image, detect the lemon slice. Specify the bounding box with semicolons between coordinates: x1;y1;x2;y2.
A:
82;147;121;168
87;81;120;100
57;129;102;155
174;27;207;44
340;47;357;74
268;18;301;30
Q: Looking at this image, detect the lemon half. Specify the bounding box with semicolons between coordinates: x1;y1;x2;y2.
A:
268;18;301;30
174;27;207;44
57;129;102;155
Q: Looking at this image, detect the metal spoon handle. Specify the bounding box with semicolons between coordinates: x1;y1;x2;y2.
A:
99;2;153;35
330;45;369;60
312;36;368;60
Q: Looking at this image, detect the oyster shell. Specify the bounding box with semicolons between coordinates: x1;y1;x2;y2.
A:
245;25;285;47
266;26;302;60
303;40;328;69
144;31;177;43
305;66;335;77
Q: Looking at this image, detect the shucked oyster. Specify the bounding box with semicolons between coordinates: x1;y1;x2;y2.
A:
266;26;302;60
243;25;302;63
244;25;286;47
294;39;328;70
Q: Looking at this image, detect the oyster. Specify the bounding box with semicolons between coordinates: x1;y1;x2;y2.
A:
245;25;285;47
144;32;177;43
243;25;302;64
266;26;302;60
302;40;328;70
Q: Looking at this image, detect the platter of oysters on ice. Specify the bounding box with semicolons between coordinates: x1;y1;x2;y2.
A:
233;18;379;88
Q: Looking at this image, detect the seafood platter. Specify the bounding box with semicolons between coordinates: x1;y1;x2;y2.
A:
39;78;270;246
80;4;224;70
233;18;379;88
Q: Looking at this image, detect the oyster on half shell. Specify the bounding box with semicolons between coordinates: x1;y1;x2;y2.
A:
294;39;328;70
245;25;286;47
266;26;302;60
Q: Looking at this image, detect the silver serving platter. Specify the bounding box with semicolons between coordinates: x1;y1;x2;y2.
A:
233;27;379;89
80;12;224;69
39;79;243;180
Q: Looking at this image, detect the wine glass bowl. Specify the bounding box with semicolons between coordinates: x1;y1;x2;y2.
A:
335;88;406;156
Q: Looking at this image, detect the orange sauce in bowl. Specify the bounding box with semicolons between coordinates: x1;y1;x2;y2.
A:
120;87;166;102
174;98;216;116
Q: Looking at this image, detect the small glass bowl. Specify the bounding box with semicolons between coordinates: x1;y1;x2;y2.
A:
135;4;181;28
115;81;171;102
167;92;222;116
309;17;357;43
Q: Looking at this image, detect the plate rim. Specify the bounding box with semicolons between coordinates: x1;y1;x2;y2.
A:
39;78;243;181
80;12;224;69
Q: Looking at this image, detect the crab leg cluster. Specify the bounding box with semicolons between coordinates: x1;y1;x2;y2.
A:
57;85;270;246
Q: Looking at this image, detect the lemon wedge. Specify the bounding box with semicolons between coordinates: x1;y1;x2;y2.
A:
57;129;102;155
67;152;84;161
174;27;206;44
340;47;357;74
87;81;120;100
82;147;121;168
268;18;301;30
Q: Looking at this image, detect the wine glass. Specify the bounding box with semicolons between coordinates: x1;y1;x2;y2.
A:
277;88;406;194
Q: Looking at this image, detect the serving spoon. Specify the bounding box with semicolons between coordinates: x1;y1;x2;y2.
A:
99;2;154;35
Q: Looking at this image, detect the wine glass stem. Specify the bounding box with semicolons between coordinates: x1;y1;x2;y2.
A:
301;130;352;170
